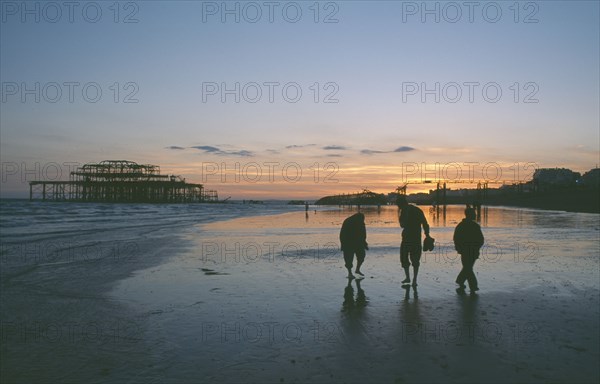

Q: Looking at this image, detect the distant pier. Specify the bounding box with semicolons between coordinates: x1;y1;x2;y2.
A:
29;160;218;203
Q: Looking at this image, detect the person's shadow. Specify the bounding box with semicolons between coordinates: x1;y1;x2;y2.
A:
450;289;480;347
400;285;420;320
342;278;368;316
456;289;479;324
402;284;418;302
398;285;423;344
340;278;368;343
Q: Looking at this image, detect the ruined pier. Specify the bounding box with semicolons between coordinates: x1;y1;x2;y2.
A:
29;160;218;203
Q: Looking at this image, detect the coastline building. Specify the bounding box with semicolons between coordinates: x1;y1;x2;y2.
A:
533;168;580;190
581;168;600;188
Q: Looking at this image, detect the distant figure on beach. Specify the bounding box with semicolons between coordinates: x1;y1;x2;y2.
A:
453;206;484;294
340;212;368;279
397;195;432;287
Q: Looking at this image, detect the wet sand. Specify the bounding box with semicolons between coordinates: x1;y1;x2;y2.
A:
2;206;599;383
110;207;599;383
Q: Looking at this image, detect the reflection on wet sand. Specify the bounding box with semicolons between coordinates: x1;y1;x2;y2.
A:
110;205;598;383
340;278;369;342
342;278;368;315
400;285;421;322
456;290;479;325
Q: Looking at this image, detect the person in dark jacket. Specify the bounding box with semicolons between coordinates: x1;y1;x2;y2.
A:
340;212;368;279
453;206;485;293
397;195;431;287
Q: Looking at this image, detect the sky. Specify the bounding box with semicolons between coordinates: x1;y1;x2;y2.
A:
1;0;599;199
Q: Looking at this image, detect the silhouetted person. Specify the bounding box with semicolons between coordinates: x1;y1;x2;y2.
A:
454;207;484;293
397;195;431;286
340;212;368;279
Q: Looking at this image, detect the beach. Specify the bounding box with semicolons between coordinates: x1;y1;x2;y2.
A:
1;202;599;383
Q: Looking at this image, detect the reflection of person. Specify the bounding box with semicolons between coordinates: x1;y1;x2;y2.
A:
402;285;418;301
397;195;431;286
342;278;367;313
339;212;368;279
453;207;484;293
355;279;366;307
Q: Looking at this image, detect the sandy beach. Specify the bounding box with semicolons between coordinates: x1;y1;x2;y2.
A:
1;203;599;383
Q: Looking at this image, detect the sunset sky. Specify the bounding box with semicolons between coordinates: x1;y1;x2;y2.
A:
1;1;599;199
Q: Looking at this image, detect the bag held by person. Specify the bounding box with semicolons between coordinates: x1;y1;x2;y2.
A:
423;236;435;252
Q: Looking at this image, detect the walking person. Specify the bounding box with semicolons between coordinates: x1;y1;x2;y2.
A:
397;195;432;287
453;206;485;294
340;212;368;279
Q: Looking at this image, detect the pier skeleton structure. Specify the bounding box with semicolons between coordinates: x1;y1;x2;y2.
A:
29;160;218;203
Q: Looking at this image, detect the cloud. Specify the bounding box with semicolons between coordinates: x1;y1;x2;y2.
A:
285;144;317;149
361;149;386;155
230;150;254;157
393;146;415;152
165;146;186;150
362;146;417;155
323;145;347;150
192;145;220;153
191;145;254;157
326;154;344;157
